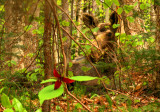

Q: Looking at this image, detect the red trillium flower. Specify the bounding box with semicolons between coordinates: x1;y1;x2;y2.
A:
53;69;74;90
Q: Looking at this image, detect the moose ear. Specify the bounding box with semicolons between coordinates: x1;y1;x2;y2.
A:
109;11;118;25
82;13;98;28
109;11;119;32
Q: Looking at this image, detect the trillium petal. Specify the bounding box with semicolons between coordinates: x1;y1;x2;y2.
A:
54;80;62;90
62;78;75;84
53;69;61;78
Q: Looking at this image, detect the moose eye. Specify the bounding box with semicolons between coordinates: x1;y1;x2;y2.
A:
99;28;106;32
107;32;112;37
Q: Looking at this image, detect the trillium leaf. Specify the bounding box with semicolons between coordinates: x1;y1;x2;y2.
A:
70;76;98;81
38;84;64;105
41;79;57;84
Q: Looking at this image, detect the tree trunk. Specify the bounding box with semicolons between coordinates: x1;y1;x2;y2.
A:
154;0;160;89
23;0;40;71
4;0;25;73
62;0;71;75
42;0;52;111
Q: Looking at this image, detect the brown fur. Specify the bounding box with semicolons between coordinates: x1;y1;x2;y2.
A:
82;12;119;62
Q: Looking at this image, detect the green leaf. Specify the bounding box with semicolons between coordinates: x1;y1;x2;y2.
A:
115;33;120;36
96;0;101;5
113;0;120;6
11;60;17;65
12;98;27;112
105;94;112;108
117;7;123;15
68;71;73;77
84;45;92;50
91;27;99;32
127;16;135;23
38;84;64;105
0;79;4;82
0;87;6;94
123;5;133;14
30;73;38;81
112;24;120;28
41;79;57;84
81;66;91;72
1;93;12;108
75;103;83;109
24;25;32;32
62;20;70;27
69;62;73;68
4;109;14;112
35;108;42;112
104;0;112;8
70;76;97;81
140;4;145;10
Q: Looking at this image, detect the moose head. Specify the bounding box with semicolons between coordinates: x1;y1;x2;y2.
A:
82;12;119;62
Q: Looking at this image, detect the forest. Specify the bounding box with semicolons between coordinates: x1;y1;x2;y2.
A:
0;0;160;111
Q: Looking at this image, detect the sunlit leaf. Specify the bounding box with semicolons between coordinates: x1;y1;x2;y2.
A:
1;93;12;108
38;84;64;105
113;0;120;6
12;98;27;112
35;108;42;112
70;76;97;81
3;109;14;112
117;7;123;15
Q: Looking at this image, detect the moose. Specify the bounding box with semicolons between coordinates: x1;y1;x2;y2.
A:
71;12;119;87
82;11;119;62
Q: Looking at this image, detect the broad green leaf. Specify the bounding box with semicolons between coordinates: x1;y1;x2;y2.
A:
38;84;64;105
12;98;26;112
41;79;57;84
4;109;14;112
1;93;12;108
105;94;112;108
117;7;123;15
70;76;97;81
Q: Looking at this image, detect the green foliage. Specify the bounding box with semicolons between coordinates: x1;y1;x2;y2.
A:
38;84;64;105
105;94;113;108
1;93;12;108
70;76;97;81
1;93;27;112
41;79;56;84
81;66;92;72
